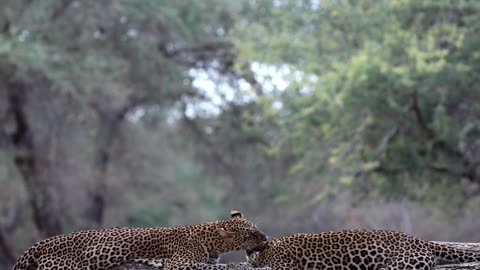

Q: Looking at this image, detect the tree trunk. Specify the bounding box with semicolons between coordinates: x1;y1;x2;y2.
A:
0;228;16;270
114;242;480;270
0;63;63;238
83;94;144;227
83;111;118;227
114;262;480;270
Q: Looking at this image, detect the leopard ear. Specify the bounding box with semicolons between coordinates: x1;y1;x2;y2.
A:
218;228;236;239
230;209;243;218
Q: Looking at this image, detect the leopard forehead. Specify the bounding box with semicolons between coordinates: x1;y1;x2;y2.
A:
220;217;258;231
195;209;259;233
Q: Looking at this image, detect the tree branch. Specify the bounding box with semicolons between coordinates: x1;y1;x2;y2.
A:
434;242;480;267
108;242;480;270
181;114;236;176
409;90;434;138
113;262;266;270
409;91;480;185
50;0;75;21
158;40;235;69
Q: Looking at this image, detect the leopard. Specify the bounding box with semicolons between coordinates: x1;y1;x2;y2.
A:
245;229;480;270
13;210;267;270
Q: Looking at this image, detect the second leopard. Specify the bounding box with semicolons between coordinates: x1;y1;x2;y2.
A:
247;229;480;270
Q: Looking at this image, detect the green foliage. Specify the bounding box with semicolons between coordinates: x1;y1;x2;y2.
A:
124;156;226;227
2;0;480;255
1;0;242;105
231;0;480;202
126;204;175;228
3;1;480;267
0;0;243;237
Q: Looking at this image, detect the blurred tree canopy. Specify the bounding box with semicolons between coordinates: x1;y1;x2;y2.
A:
0;1;247;267
0;0;237;247
230;0;480;202
1;0;480;269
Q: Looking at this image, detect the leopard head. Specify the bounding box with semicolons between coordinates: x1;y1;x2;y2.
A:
208;210;267;253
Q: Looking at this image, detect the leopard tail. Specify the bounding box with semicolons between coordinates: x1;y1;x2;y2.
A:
429;242;480;264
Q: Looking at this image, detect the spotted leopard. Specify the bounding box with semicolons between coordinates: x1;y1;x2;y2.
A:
14;210;266;270
246;229;480;270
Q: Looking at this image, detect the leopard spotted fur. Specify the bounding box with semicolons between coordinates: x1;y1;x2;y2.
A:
246;230;480;270
14;210;266;270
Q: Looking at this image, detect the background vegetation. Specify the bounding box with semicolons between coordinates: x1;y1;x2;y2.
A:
1;0;480;268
